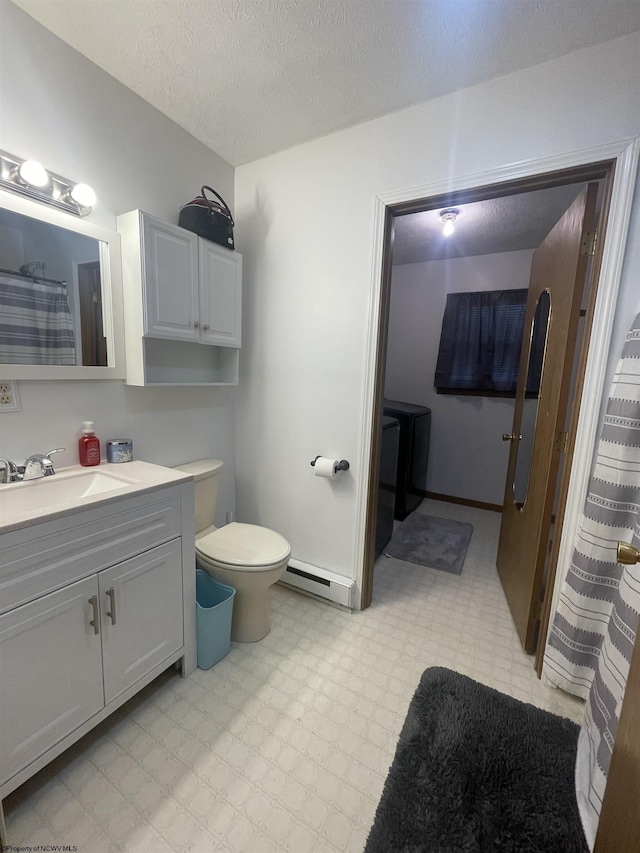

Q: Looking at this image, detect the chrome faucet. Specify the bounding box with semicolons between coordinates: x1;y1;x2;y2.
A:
23;455;52;480
0;448;66;483
22;448;66;480
0;459;19;483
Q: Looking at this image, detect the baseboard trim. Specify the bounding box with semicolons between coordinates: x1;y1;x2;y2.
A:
419;490;503;514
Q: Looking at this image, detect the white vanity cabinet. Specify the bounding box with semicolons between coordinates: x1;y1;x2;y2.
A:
117;209;242;385
0;576;105;783
99;539;184;703
0;473;195;815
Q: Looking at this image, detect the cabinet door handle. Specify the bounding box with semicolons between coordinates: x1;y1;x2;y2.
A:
106;587;117;625
88;595;100;635
203;323;210;331
193;321;200;329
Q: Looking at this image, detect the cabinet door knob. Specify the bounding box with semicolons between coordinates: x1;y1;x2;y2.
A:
88;595;100;635
106;587;117;625
203;323;210;331
193;321;200;329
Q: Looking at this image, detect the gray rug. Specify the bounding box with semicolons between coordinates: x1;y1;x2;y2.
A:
385;512;473;574
365;668;588;853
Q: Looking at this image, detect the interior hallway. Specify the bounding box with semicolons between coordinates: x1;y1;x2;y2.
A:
4;500;584;853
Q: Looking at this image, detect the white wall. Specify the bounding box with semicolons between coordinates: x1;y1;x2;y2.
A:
385;249;534;505
234;33;640;588
0;0;238;524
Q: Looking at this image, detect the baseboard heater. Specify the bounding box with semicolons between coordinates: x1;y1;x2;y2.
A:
279;558;355;609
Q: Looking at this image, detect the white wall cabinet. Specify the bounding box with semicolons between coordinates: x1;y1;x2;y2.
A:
199;238;242;347
118;209;242;385
142;216;200;341
0;481;195;814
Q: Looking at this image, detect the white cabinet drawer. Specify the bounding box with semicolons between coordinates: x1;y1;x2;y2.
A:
0;487;182;614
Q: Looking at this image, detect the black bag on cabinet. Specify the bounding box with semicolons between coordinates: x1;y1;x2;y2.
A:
178;186;235;250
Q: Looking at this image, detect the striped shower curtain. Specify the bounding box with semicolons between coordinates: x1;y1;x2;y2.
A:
0;274;76;365
544;311;640;848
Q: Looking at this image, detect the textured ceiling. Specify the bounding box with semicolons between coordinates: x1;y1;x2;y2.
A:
392;183;588;265
11;0;640;166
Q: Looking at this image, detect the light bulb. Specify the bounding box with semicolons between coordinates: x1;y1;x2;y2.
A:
19;160;49;188
440;208;459;237
70;183;96;207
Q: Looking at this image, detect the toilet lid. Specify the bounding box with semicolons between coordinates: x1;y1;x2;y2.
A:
196;522;291;569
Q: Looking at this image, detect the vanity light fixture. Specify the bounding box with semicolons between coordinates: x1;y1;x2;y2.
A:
440;208;459;237
66;182;97;208
17;159;49;188
0;150;96;217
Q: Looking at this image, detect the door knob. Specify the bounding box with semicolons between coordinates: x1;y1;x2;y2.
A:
502;433;522;441
617;541;640;564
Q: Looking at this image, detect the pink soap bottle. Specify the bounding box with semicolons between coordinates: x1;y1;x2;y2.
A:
79;421;101;467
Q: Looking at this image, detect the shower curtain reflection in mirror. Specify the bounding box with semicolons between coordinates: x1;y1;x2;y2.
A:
0;273;76;365
0;205;106;366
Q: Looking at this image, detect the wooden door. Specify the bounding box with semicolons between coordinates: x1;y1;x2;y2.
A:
78;260;107;366
496;184;598;652
593;600;640;851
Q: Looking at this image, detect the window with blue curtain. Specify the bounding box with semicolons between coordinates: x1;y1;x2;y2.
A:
434;288;545;396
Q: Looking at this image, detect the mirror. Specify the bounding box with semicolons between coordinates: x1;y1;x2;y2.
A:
0;190;124;380
512;289;551;508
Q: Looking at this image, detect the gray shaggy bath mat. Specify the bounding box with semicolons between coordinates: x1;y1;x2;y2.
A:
365;667;588;853
385;513;473;574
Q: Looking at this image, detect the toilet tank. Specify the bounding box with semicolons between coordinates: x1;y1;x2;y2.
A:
174;459;224;534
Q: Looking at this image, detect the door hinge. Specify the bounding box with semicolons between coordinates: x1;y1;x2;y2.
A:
554;430;569;453
581;229;598;256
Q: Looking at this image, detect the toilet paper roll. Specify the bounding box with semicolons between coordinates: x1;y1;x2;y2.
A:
314;456;339;479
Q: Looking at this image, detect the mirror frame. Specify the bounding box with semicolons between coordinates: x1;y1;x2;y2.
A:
0;189;125;380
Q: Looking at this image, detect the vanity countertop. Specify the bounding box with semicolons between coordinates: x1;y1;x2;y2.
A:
0;460;193;534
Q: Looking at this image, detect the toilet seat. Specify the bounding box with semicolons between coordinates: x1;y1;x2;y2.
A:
196;522;291;572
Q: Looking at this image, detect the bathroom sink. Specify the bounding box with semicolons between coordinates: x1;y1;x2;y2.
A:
0;460;194;534
0;466;140;521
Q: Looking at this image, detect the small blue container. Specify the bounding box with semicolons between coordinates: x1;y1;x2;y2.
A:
195;569;236;669
106;438;133;463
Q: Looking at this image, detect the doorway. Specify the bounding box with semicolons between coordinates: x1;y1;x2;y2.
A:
361;158;618;666
77;260;107;367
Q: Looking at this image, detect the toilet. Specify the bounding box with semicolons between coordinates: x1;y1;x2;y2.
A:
176;459;291;643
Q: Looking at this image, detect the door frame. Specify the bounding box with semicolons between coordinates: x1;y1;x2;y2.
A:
355;138;639;628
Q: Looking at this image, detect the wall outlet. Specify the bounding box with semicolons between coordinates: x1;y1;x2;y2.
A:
0;381;20;412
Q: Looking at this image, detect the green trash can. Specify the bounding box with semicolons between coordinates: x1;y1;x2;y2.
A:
195;569;236;669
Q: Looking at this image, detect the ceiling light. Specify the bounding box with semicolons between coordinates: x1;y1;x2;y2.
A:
0;150;95;216
440;208;459;237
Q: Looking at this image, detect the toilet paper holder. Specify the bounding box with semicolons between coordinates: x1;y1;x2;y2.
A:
310;456;350;471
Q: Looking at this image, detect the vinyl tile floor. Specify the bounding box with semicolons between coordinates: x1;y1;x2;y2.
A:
4;500;584;852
